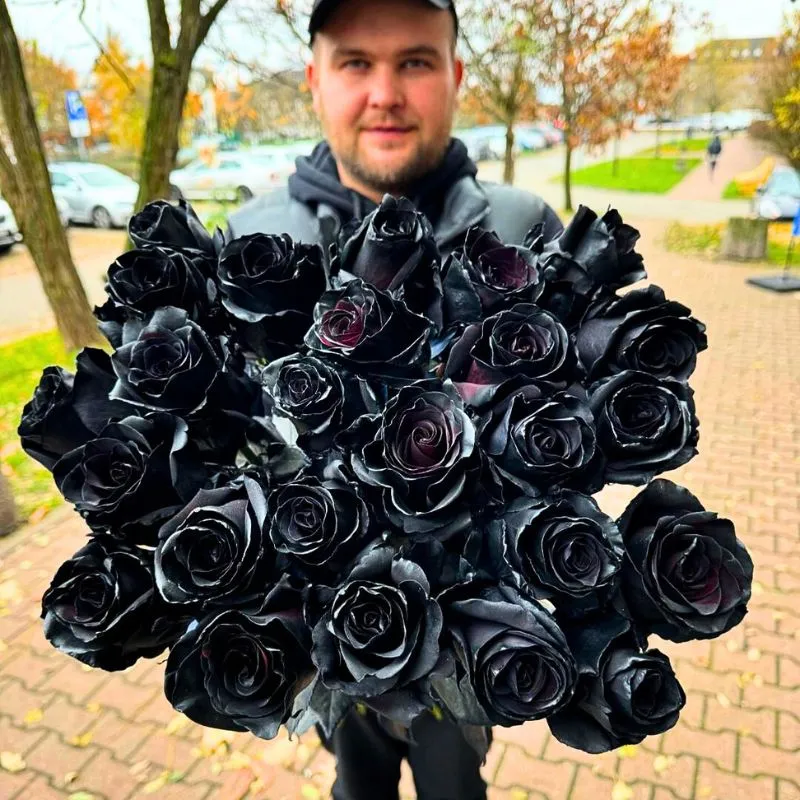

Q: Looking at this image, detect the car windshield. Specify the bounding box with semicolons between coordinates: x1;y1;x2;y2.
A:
75;168;133;188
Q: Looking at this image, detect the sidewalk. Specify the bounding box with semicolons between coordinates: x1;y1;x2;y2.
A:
668;136;772;203
0;220;799;800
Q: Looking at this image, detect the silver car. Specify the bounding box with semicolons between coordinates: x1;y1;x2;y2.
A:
169;152;293;203
0;197;22;254
49;162;138;228
754;166;800;221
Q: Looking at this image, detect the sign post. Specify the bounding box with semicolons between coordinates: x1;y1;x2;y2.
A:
65;90;91;159
746;205;800;293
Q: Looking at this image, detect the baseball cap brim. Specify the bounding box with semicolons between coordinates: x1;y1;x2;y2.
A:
308;0;456;40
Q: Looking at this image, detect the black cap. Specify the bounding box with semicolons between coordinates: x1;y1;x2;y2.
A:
308;0;457;42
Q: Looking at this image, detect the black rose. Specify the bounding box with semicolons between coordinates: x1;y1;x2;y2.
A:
589;370;698;484
165;586;312;739
445;227;542;314
53;413;206;545
95;247;215;347
478;380;600;495
19;348;128;471
218;233;326;358
304;279;432;379
310;546;443;702
261;354;378;450
341;381;481;539
444;304;578;405
549;613;685;753
333;195;442;327
41;536;179;670
268;471;370;572
617;479;753;642
534;252;600;331
155;477;274;609
577;285;708;382
500;492;623;615
110;306;225;414
128;199;217;256
553;205;646;290
436;581;576;726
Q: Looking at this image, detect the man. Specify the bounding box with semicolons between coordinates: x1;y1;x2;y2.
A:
227;1;561;797
226;0;562;254
707;133;723;181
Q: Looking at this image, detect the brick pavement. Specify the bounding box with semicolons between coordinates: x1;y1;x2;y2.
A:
0;219;798;799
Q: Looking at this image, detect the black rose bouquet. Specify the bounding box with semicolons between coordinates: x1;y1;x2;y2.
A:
22;196;752;757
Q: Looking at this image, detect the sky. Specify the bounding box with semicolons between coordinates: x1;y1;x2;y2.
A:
6;0;796;78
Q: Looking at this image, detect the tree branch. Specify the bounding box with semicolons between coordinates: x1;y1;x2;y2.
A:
0;143;19;202
79;0;137;94
198;0;230;45
147;0;172;56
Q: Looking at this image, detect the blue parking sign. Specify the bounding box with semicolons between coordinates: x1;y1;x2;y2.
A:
65;91;90;138
793;205;800;238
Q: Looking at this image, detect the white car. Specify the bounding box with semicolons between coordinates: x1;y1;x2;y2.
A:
169;152;294;203
0;197;21;255
49;162;138;229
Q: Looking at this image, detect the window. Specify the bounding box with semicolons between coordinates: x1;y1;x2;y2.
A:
77;168;133;188
219;160;241;170
741;48;751;58
50;172;71;187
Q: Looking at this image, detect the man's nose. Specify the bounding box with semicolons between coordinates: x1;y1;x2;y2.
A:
367;66;405;110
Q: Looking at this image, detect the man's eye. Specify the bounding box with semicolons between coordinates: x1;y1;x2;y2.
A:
402;59;432;69
343;59;370;69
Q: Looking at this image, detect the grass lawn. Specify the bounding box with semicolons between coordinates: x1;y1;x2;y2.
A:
0;331;73;523
557;156;701;194
663;220;797;266
636;137;715;157
722;181;745;200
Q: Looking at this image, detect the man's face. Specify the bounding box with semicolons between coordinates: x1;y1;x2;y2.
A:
307;0;463;196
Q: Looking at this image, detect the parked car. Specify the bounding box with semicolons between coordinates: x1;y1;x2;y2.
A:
169;151;293;202
49;162;138;228
515;126;549;151
0;197;22;255
753;166;800;221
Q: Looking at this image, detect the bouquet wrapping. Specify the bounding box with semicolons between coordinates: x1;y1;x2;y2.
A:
21;196;753;756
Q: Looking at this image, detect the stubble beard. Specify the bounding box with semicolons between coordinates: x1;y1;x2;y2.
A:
334;133;451;197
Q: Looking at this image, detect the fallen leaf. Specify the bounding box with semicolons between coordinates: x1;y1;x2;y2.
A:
725;638;741;652
142;770;170;794
221;752;251;771
23;708;43;725
611;780;634;800
617;744;639;759
0;639;7;653
19;560;32;570
0;751;26;773
31;533;50;547
129;760;150;778
772;611;785;621
653;754;675;775
697;787;712;798
67;732;93;748
301;785;321;800
168;771;186;783
716;692;731;708
62;771;79;787
85;703;101;714
510;791;528;800
27;506;49;525
751;581;764;596
68;793;96;800
746;647;762;662
165;714;189;736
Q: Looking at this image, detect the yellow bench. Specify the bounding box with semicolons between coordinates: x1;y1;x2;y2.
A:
733;157;776;198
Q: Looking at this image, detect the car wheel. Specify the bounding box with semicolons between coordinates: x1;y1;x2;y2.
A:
91;206;113;229
236;185;253;203
0;243;13;256
169;184;183;201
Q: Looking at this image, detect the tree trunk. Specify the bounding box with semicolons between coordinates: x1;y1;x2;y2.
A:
564;139;573;212
612;134;620;176
0;0;101;350
135;54;192;210
655;124;662;158
503;123;516;185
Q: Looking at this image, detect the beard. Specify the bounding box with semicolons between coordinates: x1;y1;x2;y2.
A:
333;131;451;196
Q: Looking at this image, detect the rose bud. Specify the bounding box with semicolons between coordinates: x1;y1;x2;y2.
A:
128;199;217;256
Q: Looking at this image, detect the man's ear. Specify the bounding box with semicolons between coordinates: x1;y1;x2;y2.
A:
305;59;322;117
453;56;464;91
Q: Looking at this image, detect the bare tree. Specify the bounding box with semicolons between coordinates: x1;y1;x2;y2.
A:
135;0;232;210
0;0;101;349
458;1;544;184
